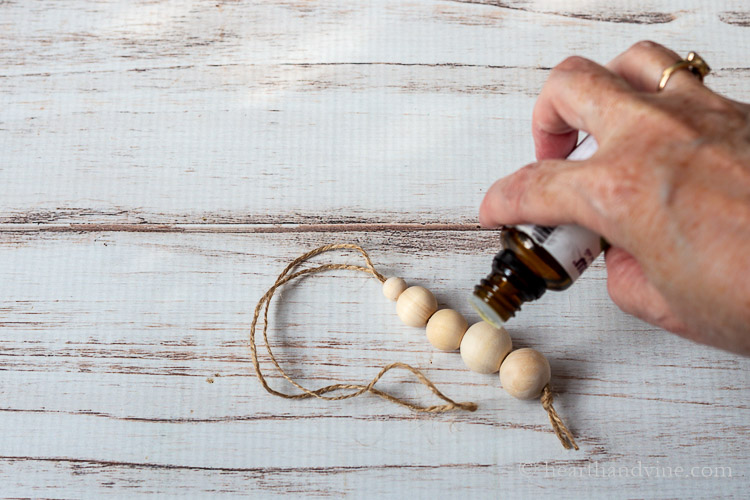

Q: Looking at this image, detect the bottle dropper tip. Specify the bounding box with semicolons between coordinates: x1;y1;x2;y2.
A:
468;293;505;329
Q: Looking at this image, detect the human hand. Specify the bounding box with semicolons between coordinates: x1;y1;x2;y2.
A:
478;41;750;355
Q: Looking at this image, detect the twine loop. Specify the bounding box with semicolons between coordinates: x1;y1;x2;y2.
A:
249;243;477;412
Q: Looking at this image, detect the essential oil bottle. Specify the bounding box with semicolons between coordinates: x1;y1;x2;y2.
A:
469;135;605;327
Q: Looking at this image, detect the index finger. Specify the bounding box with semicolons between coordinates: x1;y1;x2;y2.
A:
532;55;635;160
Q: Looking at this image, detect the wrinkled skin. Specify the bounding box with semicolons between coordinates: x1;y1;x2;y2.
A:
479;41;750;355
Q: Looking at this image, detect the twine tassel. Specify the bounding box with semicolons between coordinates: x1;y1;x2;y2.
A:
540;384;579;450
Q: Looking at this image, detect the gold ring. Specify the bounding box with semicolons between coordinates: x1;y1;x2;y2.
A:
658;51;711;91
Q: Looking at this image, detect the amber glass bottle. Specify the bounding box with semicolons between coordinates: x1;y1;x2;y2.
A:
469;136;604;327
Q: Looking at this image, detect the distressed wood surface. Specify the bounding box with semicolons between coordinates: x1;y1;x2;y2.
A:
2;0;750;224
1;0;749;498
2;230;749;498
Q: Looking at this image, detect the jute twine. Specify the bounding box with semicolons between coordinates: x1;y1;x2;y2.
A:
541;385;578;450
249;243;578;450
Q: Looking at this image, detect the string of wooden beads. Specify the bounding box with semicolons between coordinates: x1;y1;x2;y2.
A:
250;244;578;451
384;277;578;450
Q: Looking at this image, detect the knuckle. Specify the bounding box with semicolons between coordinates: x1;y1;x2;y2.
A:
585;162;644;220
620;41;676;76
596;167;640;201
533;160;562;181
518;161;565;216
625;96;702;141
554;55;592;74
697;100;749;143
707;95;746;119
502;163;537;195
652;108;701;140
550;55;633;105
630;40;660;54
505;163;541;216
619;41;659;64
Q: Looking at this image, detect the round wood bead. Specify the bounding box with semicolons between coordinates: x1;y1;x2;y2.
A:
460;321;512;374
396;286;438;327
499;348;551;400
425;309;468;351
382;277;408;301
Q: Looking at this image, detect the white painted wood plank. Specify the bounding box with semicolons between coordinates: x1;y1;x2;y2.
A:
3;1;749;497
1;230;748;497
1;0;749;224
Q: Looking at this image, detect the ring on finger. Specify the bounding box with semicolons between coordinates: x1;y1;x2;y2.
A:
657;51;711;91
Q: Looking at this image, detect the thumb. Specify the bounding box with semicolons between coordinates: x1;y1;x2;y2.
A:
605;246;686;334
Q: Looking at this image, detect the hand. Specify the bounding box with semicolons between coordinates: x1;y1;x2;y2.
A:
478;41;750;355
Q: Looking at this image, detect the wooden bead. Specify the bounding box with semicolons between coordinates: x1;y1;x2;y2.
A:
382;277;408;301
460;321;512;374
396;286;438;327
499;348;551;400
425;309;468;351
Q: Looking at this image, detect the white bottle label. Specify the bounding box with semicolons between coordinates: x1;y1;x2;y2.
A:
514;135;603;282
515;224;603;281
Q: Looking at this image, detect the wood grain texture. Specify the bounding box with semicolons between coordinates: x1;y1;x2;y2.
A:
1;231;749;498
2;0;749;224
2;0;749;498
